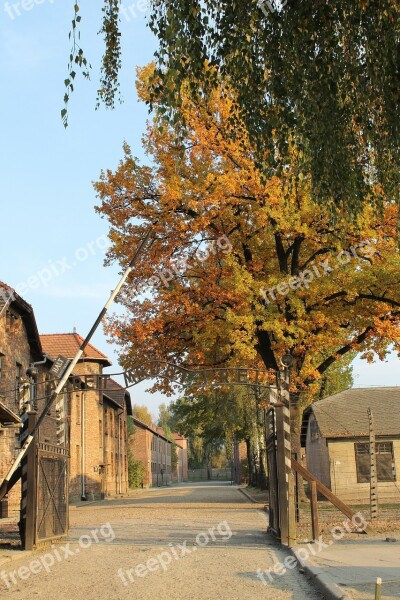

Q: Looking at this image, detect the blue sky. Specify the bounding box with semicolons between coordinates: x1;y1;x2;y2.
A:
0;1;398;419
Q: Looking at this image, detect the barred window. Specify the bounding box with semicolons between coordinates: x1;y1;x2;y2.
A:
355;442;396;483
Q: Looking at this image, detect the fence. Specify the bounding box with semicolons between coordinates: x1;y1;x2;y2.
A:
187;467;232;481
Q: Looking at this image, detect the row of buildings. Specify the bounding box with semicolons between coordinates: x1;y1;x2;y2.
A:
0;281;188;519
131;419;188;487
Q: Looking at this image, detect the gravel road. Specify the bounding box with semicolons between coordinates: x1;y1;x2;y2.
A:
1;482;325;599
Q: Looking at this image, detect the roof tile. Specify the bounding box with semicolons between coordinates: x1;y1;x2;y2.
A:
40;333;111;365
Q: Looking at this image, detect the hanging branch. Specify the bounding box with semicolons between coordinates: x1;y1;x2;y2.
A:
96;0;122;110
62;3;91;128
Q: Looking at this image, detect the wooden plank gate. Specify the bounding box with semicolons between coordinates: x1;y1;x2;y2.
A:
20;406;69;550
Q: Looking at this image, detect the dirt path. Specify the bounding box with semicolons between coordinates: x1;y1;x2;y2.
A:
1;482;324;599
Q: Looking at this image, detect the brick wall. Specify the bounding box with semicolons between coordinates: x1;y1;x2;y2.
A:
69;361;104;502
130;425;151;486
129;421;173;488
0;306;32;413
0;303;38;515
172;436;188;482
232;440;248;484
150;435;172;486
103;399;129;496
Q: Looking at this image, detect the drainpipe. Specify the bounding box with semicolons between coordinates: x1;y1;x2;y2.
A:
81;392;86;501
118;411;122;494
157;433;160;487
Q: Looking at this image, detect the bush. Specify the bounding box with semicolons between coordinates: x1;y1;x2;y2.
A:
128;458;145;488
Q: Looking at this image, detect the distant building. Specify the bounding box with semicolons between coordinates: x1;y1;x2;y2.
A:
130;418;188;487
172;433;188;483
232;440;248;484
103;379;133;496
40;333;132;501
302;387;400;503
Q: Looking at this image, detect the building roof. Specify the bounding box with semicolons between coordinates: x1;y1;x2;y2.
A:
302;387;400;443
40;333;111;366
103;378;133;416
0;281;42;358
0;280;13;296
131;417;184;447
132;417;173;443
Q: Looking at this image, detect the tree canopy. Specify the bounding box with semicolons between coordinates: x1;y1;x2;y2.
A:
70;1;399;214
132;404;153;426
94;66;400;402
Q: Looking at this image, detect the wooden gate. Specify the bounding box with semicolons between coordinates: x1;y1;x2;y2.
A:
21;405;69;550
35;444;69;544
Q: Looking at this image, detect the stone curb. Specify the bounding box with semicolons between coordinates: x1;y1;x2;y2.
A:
236;488;348;598
237;487;267;506
291;548;351;600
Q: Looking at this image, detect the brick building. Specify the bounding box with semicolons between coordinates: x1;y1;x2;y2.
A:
232;440;248;484
130;418;188;487
0;281;65;516
103;379;132;496
40;333;132;501
172;433;188;483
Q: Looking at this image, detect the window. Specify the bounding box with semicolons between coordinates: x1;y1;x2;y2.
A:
355;442;396;483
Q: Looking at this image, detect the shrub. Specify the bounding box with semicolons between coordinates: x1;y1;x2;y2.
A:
128;458;145;488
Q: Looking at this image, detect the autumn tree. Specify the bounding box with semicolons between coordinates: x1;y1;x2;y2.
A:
132;404;153;426
171;387;264;486
317;351;355;400
157;402;177;432
95;67;400;459
68;1;399;213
